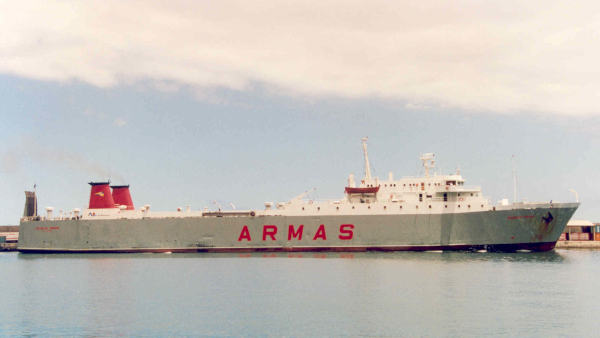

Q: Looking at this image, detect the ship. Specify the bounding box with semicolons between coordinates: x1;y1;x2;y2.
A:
18;138;579;253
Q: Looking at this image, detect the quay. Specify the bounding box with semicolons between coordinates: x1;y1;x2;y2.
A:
0;243;17;251
556;241;600;249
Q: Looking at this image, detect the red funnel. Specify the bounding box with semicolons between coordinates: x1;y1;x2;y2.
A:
88;182;115;209
111;185;134;210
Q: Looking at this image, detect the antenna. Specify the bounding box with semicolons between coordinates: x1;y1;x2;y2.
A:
512;155;516;204
34;183;37;216
108;154;111;182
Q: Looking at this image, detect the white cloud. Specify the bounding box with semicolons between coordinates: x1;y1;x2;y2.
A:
113;117;127;127
1;0;600;114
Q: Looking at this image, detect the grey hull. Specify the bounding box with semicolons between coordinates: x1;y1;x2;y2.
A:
18;203;578;253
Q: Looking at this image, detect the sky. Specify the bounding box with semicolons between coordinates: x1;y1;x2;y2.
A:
1;0;599;225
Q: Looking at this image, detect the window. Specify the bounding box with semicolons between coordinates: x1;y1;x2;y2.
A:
445;205;448;208
443;193;447;202
302;207;304;211
419;194;423;202
429;205;431;209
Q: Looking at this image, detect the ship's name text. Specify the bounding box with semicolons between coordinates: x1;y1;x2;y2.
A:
238;224;354;242
507;216;535;220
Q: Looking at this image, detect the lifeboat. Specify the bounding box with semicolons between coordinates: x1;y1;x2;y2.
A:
344;186;380;194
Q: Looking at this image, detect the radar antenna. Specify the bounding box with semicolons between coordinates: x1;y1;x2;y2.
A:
421;153;435;178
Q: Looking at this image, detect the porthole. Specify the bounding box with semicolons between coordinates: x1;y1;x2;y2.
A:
429;205;431;209
318;207;320;210
400;206;403;209
471;193;473;196
302;207;304;211
428;183;431;186
458;205;461;208
337;207;339;210
458;193;461;196
445;205;448;208
468;205;471;208
481;205;484;208
368;206;371;209
385;184;387;187
352;206;355;209
416;206;418;209
384;206;387;210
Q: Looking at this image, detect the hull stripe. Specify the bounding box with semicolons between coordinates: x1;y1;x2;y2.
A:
18;242;557;253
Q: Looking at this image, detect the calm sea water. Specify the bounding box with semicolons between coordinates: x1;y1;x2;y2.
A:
1;250;599;338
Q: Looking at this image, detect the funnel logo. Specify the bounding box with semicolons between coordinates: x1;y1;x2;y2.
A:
94;192;105;197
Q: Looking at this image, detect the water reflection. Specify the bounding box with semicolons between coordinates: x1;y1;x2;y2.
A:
16;250;567;263
3;250;599;337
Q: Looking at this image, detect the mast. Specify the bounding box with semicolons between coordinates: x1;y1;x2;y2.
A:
512;155;516;204
33;183;37;216
362;137;372;181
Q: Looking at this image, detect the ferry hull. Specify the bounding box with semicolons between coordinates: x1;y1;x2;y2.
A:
18;204;577;253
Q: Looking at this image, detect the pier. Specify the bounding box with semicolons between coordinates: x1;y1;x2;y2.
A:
0;243;17;251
